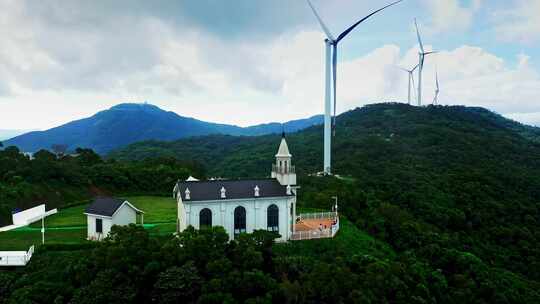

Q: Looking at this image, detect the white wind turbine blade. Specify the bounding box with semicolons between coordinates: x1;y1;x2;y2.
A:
396;66;410;73
392;64;410;72
433;70;439;104
336;0;404;43
414;18;424;53
307;0;335;41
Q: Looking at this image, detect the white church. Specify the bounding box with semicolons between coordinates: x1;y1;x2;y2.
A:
173;134;298;241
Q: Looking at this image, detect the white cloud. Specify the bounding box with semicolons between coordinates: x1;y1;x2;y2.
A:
493;0;540;44
398;46;540;115
505;112;540;127
423;0;482;33
1;0;540;131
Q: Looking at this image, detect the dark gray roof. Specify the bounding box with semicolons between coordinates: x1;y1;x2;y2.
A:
176;179;292;202
85;198;125;217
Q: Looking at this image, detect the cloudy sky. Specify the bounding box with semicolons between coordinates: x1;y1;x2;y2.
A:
1;0;539;130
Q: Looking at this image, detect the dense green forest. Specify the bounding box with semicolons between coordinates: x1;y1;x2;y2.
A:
1;224;539;303
1;103;540;303
112;104;540;294
0;146;204;226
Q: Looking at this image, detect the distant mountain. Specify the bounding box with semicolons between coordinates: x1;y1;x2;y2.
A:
0;129;32;141
110;103;540;178
3;103;322;154
241;115;324;136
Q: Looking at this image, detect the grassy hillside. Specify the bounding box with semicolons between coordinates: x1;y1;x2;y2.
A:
0;196;178;250
0;146;203;226
110;103;540;283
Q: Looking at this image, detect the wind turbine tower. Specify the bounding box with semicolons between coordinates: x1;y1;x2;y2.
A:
400;64;419;105
414;18;436;106
307;0;404;175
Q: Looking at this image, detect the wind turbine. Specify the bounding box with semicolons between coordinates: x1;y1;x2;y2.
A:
399;64;419;105
307;0;404;175
414;18;436;106
433;70;440;105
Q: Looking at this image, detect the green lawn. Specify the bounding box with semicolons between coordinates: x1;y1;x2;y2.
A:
27;196;177;229
30;204;87;228
0;228;87;251
124;196;176;223
1;196;177;250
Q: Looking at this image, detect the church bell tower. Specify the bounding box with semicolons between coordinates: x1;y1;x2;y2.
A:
271;132;296;186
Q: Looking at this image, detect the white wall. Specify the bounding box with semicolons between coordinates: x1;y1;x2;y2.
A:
179;196;296;242
177;196;186;231
86;214;112;241
112;204;136;226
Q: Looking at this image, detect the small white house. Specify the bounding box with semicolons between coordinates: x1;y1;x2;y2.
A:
84;198;144;241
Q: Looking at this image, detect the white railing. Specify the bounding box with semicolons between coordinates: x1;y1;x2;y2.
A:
0;245;34;267
26;245;34;261
271;164;296;174
291;214;340;241
291;228;332;240
331;218;340;237
0;255;26;266
298;212;337;221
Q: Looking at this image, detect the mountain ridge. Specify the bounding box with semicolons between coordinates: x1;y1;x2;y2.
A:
110;103;540;176
0;129;32;141
3;103;323;154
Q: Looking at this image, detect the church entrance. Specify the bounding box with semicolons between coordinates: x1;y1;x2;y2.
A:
234;206;246;238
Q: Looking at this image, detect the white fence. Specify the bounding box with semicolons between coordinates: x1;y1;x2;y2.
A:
298;212;337;221
331;217;339;237
0;245;34;267
291;228;332;240
291;213;340;241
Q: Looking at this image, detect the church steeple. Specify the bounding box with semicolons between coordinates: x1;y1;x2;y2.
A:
276;135;291;158
271;134;296;186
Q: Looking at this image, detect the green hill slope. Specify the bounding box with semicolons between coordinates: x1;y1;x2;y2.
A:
110;103;540;283
110;103;540;178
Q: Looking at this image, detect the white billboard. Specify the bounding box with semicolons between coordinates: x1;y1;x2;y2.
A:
12;204;46;225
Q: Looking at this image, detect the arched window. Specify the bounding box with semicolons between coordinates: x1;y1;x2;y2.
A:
234;206;246;238
199;208;212;229
267;204;279;232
